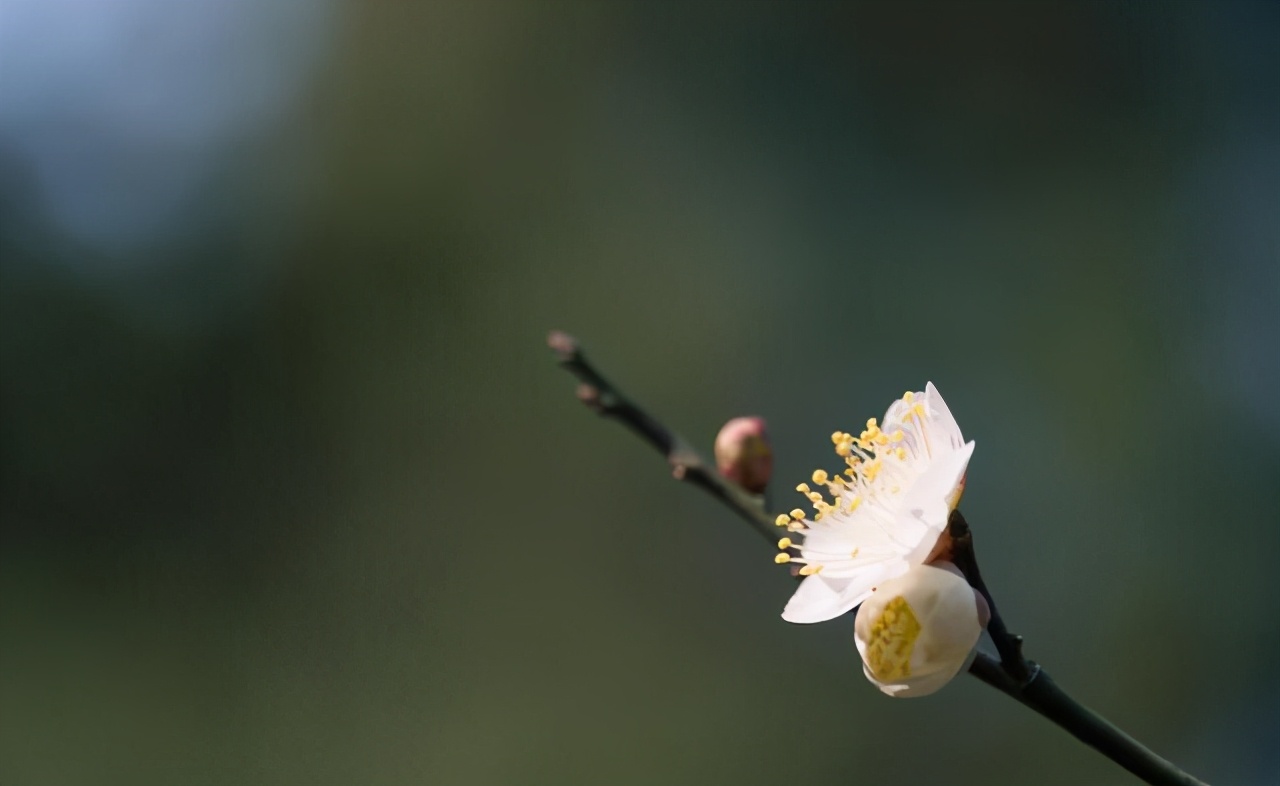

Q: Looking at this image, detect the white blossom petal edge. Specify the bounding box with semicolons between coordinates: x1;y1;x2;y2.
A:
775;383;975;624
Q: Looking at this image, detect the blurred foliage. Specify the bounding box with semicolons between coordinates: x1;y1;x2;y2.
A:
1;1;1278;784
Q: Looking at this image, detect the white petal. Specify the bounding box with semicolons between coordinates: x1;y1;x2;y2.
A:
797;510;913;580
805;549;902;581
898;440;974;564
864;661;965;698
924;382;965;449
781;574;856;624
780;562;901;624
800;519;909;559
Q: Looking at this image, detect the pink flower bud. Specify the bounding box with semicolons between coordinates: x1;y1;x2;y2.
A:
714;416;773;494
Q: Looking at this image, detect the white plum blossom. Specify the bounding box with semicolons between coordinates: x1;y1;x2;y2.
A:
854;562;987;697
773;383;974;623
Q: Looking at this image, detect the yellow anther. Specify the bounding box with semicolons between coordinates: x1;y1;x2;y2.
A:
807;492;823;503
831;431;844;444
895;447;907;460
864;596;920;682
777;537;793;550
775;514;791;527
798;565;823;576
875;433;889;445
850;547;860;558
835;443;852;457
846;497;862;512
890;430;904;442
811;469;829;485
789;509;806;520
898;402;925;422
903;390;915;403
774;553;791;564
866;417;878;429
795;483;810;494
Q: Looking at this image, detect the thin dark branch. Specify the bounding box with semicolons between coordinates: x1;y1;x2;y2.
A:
947;509;1033;684
956;519;1207;786
548;330;1209;786
548;331;778;548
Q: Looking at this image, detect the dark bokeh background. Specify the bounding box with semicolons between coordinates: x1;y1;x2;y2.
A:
2;2;1278;784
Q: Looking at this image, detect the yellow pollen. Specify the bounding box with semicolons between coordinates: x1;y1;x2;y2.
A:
890;430;905;442
775;514;791;527
777;537;792;549
774;553;791;564
831;431;844;444
903;391;915;403
795;483;810;494
835;443;852;457
895;447;907;460
863;458;883;481
811;469;829;485
807;492;823;503
846;497;862;512
850;547;860;558
790;509;806;520
798;565;823;576
866;417;878;429
864;595;921;682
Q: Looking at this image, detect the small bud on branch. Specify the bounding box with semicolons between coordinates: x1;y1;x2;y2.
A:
714;416;773;494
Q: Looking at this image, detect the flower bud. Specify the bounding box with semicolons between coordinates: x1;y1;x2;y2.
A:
714;416;773;494
853;561;986;698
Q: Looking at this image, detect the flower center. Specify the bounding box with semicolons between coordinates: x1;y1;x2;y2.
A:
864;595;920;681
770;390;939;574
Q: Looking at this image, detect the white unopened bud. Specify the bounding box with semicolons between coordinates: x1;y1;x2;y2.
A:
853;562;986;698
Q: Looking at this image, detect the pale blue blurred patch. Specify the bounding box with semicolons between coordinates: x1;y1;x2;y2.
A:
0;0;335;330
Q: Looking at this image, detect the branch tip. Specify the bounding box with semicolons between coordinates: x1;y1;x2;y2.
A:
547;330;580;360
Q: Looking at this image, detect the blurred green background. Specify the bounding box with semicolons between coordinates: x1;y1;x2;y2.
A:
2;1;1278;784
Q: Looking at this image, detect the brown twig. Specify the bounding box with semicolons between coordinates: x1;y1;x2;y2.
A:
548;330;778;547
